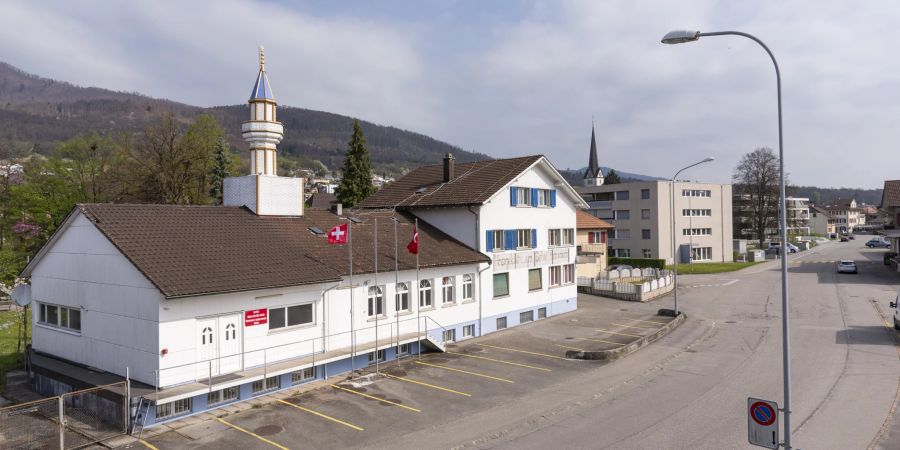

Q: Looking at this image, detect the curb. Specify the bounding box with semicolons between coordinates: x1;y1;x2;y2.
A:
565;312;686;361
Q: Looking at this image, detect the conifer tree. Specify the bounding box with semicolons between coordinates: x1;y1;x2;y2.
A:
209;137;231;204
337;120;375;206
605;169;622;184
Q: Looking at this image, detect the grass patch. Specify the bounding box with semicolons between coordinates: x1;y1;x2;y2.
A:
0;308;30;392
665;261;761;274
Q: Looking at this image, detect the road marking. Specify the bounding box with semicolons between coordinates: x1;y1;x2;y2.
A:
138;439;160;450
722;279;739;286
477;343;568;360
414;360;515;383
554;343;584;351
626;318;668;325
596;329;642;338
382;372;472;397
276;399;364;431
330;384;421;412
446;351;553;372
611;323;656;330
216;418;290;449
576;337;626;346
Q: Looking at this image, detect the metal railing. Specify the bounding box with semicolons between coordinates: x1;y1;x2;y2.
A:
155;314;449;390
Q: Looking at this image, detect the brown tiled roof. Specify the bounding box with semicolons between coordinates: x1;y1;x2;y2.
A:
75;204;487;298
882;180;900;208
358;155;543;208
307;192;337;209
809;204;835;218
576;210;613;229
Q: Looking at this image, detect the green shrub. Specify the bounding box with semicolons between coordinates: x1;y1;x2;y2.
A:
608;257;666;270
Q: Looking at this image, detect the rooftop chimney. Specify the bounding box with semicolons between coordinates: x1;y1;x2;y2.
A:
443;153;455;182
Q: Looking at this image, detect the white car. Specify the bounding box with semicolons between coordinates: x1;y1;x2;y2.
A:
836;260;858;274
891;293;900;330
785;243;799;253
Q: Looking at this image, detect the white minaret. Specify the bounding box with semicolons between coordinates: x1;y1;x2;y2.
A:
242;46;284;176
223;46;303;216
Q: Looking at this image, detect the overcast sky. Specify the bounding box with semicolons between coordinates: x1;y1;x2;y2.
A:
1;0;897;188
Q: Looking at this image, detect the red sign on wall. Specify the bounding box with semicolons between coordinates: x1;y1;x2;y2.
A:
244;309;268;326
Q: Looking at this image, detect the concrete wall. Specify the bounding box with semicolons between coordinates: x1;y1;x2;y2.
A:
30;212;162;385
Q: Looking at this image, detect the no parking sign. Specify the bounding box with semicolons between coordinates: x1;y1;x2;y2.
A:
748;397;779;449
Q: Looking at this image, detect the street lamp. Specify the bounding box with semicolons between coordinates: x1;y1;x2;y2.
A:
670;157;714;318
662;29;792;450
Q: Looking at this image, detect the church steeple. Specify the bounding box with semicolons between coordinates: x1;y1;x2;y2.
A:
583;124;604;186
242;45;283;176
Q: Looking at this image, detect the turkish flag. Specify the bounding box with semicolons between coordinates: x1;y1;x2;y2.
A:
406;226;419;254
327;223;349;244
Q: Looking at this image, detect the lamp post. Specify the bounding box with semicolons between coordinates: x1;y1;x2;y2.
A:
662;29;792;450
670;157;714;317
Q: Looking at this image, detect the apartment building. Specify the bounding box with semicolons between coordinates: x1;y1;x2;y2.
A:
822;198;866;233
809;204;836;237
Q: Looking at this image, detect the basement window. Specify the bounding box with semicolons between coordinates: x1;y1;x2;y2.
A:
207;387;239;406
156;398;192;420
252;376;280;394
291;367;316;384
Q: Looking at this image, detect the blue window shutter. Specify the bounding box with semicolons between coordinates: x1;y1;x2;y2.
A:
485;230;493;251
550;190;557;207
531;229;537;248
505;230;516;250
531;188;538;207
510;186;517;206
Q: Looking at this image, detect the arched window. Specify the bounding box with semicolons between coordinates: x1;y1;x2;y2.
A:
462;274;473;300
367;286;384;317
201;327;213;345
225;323;236;340
396;282;410;312
442;277;455;304
419;280;432;308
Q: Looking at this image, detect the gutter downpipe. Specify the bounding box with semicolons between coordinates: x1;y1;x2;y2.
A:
468;205;489;336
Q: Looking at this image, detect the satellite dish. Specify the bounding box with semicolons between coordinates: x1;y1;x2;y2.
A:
11;284;31;307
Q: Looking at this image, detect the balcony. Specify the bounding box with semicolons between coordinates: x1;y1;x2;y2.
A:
578;243;606;254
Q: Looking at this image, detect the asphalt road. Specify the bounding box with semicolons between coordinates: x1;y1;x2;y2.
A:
383;240;900;449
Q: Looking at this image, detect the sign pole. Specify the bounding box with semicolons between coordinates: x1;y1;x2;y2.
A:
349;221;355;379
374;218;379;374
394;217;401;367
415;218;421;360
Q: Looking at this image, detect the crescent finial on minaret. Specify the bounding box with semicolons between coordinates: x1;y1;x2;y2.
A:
259;45;265;71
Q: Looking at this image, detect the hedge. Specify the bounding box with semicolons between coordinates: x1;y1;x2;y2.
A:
608;257;666;270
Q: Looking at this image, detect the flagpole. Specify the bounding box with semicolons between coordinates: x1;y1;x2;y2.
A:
394;216;400;367
415;218;421;360
349;221;355;379
374;218;379;374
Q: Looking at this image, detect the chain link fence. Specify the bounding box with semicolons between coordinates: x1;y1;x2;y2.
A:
0;381;127;449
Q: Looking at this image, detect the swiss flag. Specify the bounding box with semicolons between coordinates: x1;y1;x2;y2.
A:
327;223;349;244
406;226;419;254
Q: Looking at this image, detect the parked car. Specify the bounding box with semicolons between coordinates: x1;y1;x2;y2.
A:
836;260;858;274
866;239;891;248
785;243;799;253
890;293;900;330
848;234;855;240
608;264;634;272
840;236;849;242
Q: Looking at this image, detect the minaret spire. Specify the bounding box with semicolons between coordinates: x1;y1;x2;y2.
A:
259;45;265;71
242;45;283;176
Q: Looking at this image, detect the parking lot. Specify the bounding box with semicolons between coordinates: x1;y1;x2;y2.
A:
134;294;678;449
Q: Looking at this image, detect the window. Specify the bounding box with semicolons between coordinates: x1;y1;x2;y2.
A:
520;311;534;323
496;317;507;330
493;273;510;297
156;398;191;420
641;189;651;199
642;229;651;239
643;249;652;258
37;303;81;332
538;307;547;319
462;324;475;338
252;376;280;394
442;329;456;342
367;286;385;317
291;367;316;384
398;343;411;355
548;229;561;246
682;189;712;197
201;327;213;345
491;230;504;251
537;189;551;207
419;280;433;307
563;229;574;245
691;247;713;261
528;268;542;291
683;228;713;236
395;282;410;312
462;275;473;300
615;190;630;200
208;387;239;406
442;277;455;304
563;264;574;284
612;229;631;240
368;350;386;363
613;248;632;257
614;210;630;220
517;229;533;248
269;304;313;330
515;187;530;206
588;231;606;244
550;266;561;286
682;209;712;217
641;209;651;220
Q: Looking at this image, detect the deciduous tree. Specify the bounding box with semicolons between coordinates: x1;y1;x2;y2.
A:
733;147;785;246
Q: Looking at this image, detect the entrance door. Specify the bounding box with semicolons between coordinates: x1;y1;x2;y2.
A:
218;314;243;374
197;317;219;378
